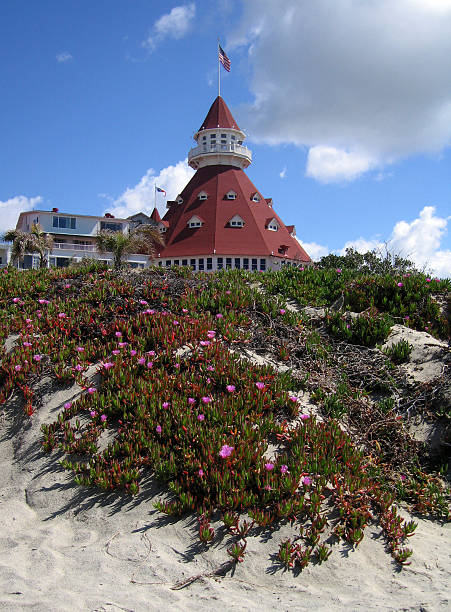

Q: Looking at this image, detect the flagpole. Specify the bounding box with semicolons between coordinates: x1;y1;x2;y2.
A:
218;38;220;97
154;185;156;211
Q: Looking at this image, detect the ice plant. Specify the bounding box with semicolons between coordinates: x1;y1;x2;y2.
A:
155;425;162;434
226;385;236;392
219;444;234;458
255;382;265;390
197;414;205;421
87;387;96;394
264;463;274;471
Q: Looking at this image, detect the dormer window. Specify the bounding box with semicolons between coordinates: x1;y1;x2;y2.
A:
225;190;237;200
251;193;261;202
266;218;279;231
198;191;208;200
187;215;203;228
228;214;245;228
177;196;183;205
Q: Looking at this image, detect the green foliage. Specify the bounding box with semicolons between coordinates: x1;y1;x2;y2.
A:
326;309;393;347
317;247;417;275
383;339;413;364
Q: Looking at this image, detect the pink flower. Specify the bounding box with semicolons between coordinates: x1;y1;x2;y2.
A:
130;349;137;356
162;402;170;409
38;299;47;305
200;340;210;347
289;395;298;403
112;350;120;355
173;320;179;325
426;278;431;282
216;313;223;319
264;485;272;491
397;282;403;287
58;313;66;319
23;342;32;347
12;297;20;303
74;364;83;372
139;300;148;305
280;465;289;474
264;463;274;471
425;326;429;331
197;414;205;421
100;414;107;422
156;425;162;434
90;410;97;418
206;365;214;371
76;346;84;352
14;365;22;372
300;414;309;420
207;332;215;339
33;354;42;362
146;350;156;356
198;469;204;477
336;269;342;274
147;361;153;369
404;315;410;320
255;382;265;390
182;308;188;313
174;363;180;369
201;396;211;404
87;387;96;394
64;402;72;409
302;476;312;486
137;357;146;365
400;474;406;481
103;362;114;369
219;444;234;458
225;290;231;295
115;331;122;337
188;397;196;405
279;309;286;315
226;385;236;392
118;342;127;348
64;284;71;289
26;318;32;324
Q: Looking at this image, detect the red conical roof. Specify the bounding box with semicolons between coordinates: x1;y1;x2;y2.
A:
159;165;311;262
150;207;162;223
198;96;240;132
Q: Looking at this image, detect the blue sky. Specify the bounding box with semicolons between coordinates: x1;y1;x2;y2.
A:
1;0;450;276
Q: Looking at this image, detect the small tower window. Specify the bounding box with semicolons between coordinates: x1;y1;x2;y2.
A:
198;191;208;200
225;190;237;200
188;215;203;228
177;196;183;205
228;214;245;228
251;193;261;202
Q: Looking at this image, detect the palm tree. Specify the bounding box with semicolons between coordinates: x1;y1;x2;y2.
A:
95;224;165;270
3;223;53;268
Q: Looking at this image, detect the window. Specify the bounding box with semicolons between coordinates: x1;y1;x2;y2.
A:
177;197;183;205
243;258;249;270
226;258;232;269
159;226;167;233
251;193;261;202
101;221;123;232
217;257;223;270
225;190;237;200
231;135;236;140
234;258;240;269
252;258;258;271
166;260;171;267
198;258;204;271
188;220;202;228
174;260;179;266
190;258;196;271
268;222;278;231
221;134;226;138
230;220;244;227
182;259;188;267
198;191;208;200
207;258;212;270
260;259;266;271
53;216;76;229
202;136;206;141
158;261;162;267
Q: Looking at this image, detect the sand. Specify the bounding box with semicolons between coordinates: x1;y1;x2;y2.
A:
0;333;450;611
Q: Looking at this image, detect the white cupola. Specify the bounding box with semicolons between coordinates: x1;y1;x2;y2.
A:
188;96;252;171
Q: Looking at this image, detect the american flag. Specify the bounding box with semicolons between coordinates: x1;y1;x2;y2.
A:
155;186;166;196
218;45;231;72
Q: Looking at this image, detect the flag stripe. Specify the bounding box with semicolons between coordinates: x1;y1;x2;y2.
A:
218;45;231;72
156;186;166;196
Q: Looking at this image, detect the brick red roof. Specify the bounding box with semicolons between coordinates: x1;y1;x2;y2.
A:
159;165;311;262
150;207;161;223
198;96;240;132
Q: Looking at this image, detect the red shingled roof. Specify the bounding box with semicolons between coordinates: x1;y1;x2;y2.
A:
150;207;161;223
159;165;311;262
198;96;240;132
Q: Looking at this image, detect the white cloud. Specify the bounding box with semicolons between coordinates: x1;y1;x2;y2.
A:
143;4;196;50
56;52;72;63
299;206;451;278
232;0;451;181
306;146;375;183
106;160;195;219
0;195;42;234
389;206;451;276
279;166;287;179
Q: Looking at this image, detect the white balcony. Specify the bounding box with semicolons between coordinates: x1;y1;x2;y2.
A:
188;143;252;169
53;243;95;252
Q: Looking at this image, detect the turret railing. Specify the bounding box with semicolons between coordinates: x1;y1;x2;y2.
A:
188;143;252;164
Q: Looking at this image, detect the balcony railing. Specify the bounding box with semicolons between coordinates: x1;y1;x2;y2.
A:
188;143;252;163
53;243;95;252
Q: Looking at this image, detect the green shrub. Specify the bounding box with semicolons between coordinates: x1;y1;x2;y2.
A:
383;339;413;364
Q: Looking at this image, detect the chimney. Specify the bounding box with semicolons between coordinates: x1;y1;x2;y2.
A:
52;207;59;213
